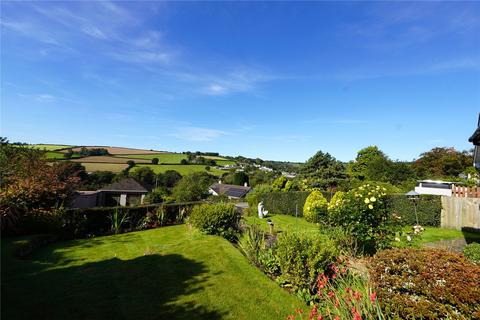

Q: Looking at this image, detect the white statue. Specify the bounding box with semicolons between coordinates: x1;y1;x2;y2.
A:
257;201;268;218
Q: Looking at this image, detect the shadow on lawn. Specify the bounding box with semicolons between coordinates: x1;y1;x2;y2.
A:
3;253;225;320
461;227;480;244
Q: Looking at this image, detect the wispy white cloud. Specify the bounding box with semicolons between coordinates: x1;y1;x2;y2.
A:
34;94;56;102
170;127;229;142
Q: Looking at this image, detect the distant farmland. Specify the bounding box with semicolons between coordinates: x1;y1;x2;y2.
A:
133;164;225;176
70;146;161;155
81;163;128;173
32;144;72;151
71;156;151;164
114;153;187;163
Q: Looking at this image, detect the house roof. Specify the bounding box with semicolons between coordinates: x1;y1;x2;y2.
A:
469;114;480;146
100;178;148;193
210;183;251;198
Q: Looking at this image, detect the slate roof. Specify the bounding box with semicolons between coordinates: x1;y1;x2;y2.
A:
100;178;148;193
469;114;480;146
210;183;251;198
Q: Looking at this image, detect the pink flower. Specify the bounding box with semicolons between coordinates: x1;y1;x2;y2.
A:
370;292;377;302
309;305;318;320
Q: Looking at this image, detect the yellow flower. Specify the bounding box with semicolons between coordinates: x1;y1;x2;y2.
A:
370;197;376;202
368;204;373;209
364;198;370;204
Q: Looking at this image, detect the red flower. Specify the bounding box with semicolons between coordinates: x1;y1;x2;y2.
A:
317;316;323;320
370;292;377;302
309;305;318;320
286;315;295;320
334;298;340;308
295;308;303;315
353;291;362;301
334;316;340;320
328;291;335;298
317;274;328;289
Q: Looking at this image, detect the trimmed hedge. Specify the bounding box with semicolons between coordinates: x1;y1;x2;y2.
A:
385;194;442;226
61;201;202;238
259;191;333;216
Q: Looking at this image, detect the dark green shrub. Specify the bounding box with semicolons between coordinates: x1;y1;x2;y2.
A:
262;191;311;216
370;248;480;319
385;194;441;226
275;231;338;301
188;203;240;240
245;184;272;210
463;242;480;264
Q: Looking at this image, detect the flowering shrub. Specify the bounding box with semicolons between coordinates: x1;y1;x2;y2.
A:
463;242;480;264
287;262;385;320
328;183;395;254
369;248;480;319
327;191;345;215
303;190;328;223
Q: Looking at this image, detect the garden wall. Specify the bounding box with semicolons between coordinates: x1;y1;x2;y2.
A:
441;196;480;230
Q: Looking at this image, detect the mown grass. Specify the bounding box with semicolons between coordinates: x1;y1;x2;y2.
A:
245;214;319;234
2;226;303;320
394;226;480;248
134;164;225;176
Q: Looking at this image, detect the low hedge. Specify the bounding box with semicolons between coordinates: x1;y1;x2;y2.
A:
384;194;441;226
188;202;240;240
60;201;202;238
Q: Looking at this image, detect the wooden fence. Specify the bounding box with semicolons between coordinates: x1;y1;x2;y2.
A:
441;196;480;230
451;185;480;198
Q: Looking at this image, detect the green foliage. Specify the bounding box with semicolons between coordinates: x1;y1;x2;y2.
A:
151;157;159;165
188;203;240;240
384;194;441;226
246;184;273;210
156;170;182;188
108;208;130;234
172;172;215;202
275;232;338;301
413;147;472;179
303;190;328;223
126;160;135;168
239;223;266;266
144;187;170;204
272;176;288;191
370;248;480;319
232;171;249;186
300;150;346;190
463;242;480;264
129;166;155;186
329;183;395;254
262;191;312;216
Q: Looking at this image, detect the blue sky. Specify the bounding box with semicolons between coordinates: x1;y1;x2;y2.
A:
1;1;479;162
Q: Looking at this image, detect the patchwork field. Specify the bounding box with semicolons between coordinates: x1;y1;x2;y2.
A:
71;156;151;164
32;144;72;151
115;153;187;163
70;146;161;155
134;164;225;176
81;163;128;173
2;226;303;320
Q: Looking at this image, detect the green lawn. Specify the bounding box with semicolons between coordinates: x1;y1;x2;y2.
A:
394;226;480;247
134;164;225;176
216;160;236;166
2;226;303;320
245;214;320;234
45;151;66;159
115;153;188;163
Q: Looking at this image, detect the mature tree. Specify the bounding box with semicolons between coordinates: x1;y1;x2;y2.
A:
301;150;347;190
347;146;389;182
151;157;159;165
172;172;216;202
180;159;188;165
126;160;136;169
413;147;472;178
232;171;249;186
272;176;288;191
129;166;155;187
157;170;182;188
81;171;115;190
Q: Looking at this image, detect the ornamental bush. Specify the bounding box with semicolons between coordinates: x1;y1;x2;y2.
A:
370;248;480;319
329;183;395;254
188;203;240;240
463;242;480;264
275;231;338;301
303;190;328;223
